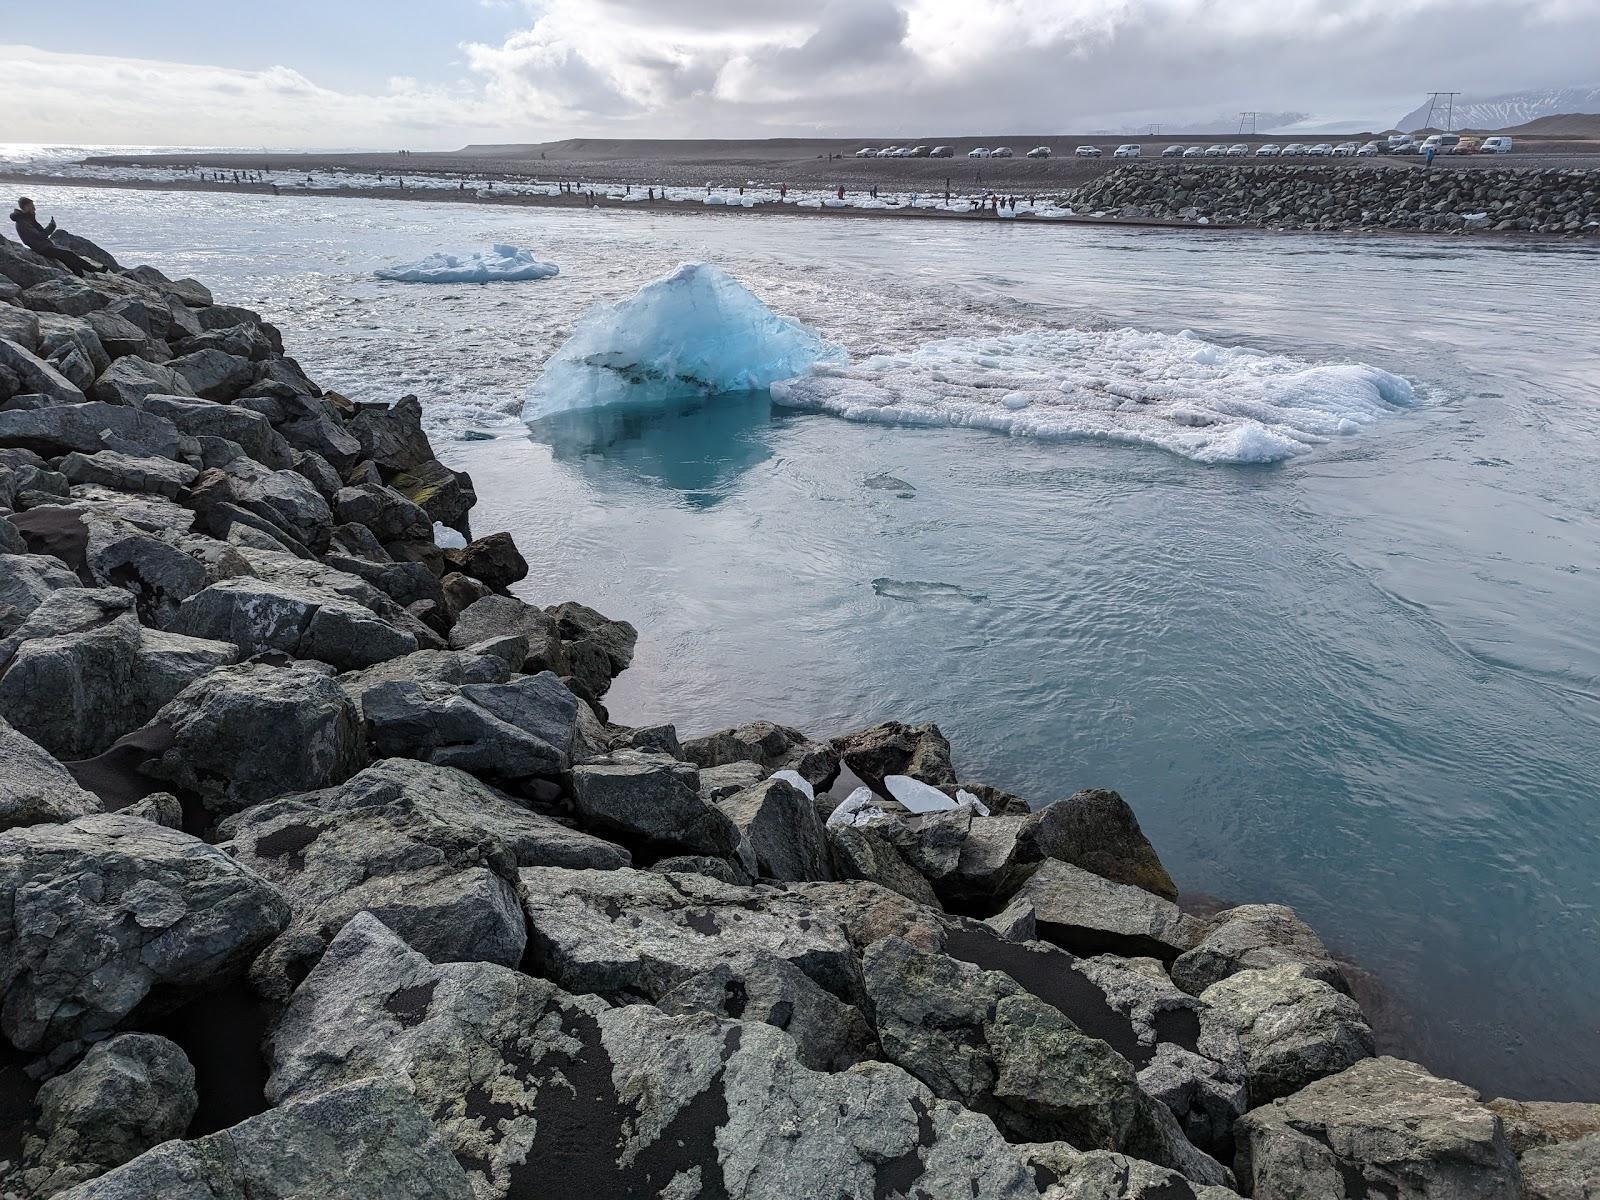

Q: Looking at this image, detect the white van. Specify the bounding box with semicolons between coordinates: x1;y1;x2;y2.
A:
1480;136;1513;154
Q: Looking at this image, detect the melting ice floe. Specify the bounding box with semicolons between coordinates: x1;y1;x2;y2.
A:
523;263;845;421
375;244;559;284
770;328;1417;465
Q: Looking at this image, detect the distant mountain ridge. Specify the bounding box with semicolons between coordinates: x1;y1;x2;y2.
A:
1395;86;1600;132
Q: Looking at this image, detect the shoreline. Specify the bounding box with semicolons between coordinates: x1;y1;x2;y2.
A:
6;170;1593;244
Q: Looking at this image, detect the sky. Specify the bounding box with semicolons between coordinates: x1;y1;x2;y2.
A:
2;0;1597;147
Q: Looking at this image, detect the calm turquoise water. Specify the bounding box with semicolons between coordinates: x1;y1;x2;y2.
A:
31;183;1600;1099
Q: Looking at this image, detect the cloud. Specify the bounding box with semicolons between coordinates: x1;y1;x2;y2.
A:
2;0;1598;147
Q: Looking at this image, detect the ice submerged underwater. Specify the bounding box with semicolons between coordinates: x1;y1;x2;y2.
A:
376;243;560;284
521;262;1418;465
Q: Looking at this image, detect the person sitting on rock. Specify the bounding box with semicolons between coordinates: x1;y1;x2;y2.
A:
8;197;104;277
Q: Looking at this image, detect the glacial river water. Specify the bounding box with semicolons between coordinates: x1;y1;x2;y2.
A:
23;182;1600;1100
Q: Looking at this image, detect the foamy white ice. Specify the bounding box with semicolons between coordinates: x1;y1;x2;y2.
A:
376;244;558;284
523;262;844;420
770;328;1416;464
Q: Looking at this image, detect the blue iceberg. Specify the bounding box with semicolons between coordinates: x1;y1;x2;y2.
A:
522;262;845;421
375;244;559;284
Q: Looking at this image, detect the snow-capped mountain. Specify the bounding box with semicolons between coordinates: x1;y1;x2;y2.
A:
1395;86;1600;132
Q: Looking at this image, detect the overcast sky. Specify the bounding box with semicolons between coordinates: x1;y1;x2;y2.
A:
2;0;1596;147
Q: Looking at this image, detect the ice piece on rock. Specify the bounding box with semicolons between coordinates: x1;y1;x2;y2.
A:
956;788;991;815
432;521;467;550
886;773;959;814
826;786;883;829
522;262;845;420
374;244;558;284
769;768;815;800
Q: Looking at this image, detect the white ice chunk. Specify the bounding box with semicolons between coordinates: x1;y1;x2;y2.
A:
955;788;991;816
432;521;467;550
770;327;1417;466
827;786;883;828
375;244;559;284
769;769;815;801
523;262;845;421
885;774;959;814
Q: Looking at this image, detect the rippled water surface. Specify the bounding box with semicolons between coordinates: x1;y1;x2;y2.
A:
31;184;1600;1099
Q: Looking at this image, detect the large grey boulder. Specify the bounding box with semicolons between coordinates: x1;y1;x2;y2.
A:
268;914;1039;1200
1519;1134;1600;1200
830;719;956;791
0;551;80;632
345;395;435;472
1013;860;1200;962
717;776;834;881
222;759;625;1000
0;715;101;831
1200;965;1374;1105
1020;1144;1242;1199
936;812;1035;906
683;719;839;789
0;402;184;459
446;593;560;664
53;1077;474;1200
20;277;110;318
389;457;476;533
864;936;1232;1187
828;821;941;906
362;672;578;782
15;1033;196;1197
174;576;417;670
1235;1057;1522;1200
89;356;196;406
570;750;748;861
140;663;364;815
1018;789;1177;900
165;348;254;401
187;457;332;553
136;394;292;468
1172;903;1345;996
336;647;510;713
0;813;289;1051
0;588;235;758
59;449;198;499
0;240;65;289
0;336;85;404
333;482;431;544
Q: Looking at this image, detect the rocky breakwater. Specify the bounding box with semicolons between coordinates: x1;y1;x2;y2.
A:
1070;164;1600;236
2;231;1597;1200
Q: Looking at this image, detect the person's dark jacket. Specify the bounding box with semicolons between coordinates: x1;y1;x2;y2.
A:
8;209;56;253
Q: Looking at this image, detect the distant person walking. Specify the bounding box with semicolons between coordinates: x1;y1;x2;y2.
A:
1424;145;1436;169
8;197;103;277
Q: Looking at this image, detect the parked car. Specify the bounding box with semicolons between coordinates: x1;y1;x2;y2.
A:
855;147;877;158
1283;143;1307;155
989;146;1015;158
1255;144;1282;157
1307;143;1334;156
1386;134;1413;149
910;145;931;157
930;145;955;157
1417;134;1460;155
1182;145;1206;158
1332;142;1359;157
1356;142;1380;156
1027;145;1052;158
1162;144;1186;157
1227;143;1249;156
1204;144;1228;157
1390;139;1420;154
968;147;991;158
1480;136;1513;154
1075;145;1102;157
1455;136;1480;154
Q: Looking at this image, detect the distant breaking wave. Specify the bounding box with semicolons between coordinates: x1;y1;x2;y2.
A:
771;328;1417;465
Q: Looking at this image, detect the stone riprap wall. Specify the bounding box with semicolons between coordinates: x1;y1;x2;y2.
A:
1069;164;1600;235
2;230;1597;1199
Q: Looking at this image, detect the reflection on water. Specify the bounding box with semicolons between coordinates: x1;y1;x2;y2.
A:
524;391;777;506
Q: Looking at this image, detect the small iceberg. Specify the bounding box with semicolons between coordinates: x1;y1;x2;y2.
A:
523;262;845;421
376;244;559;284
885;774;959;814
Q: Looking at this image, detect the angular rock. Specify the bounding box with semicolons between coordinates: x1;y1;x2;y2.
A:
53;1077;473;1200
0;551;80;631
828;821;941;906
59;449;198;499
389;457;476;533
0;813;289;1051
345;395;436;472
165;348;254;401
20;277;109;318
447;594;562;667
136;394;292;468
0;402;184;460
333;482;432;544
140;663;365;814
1519;1134;1600;1200
682;719;839;789
0;336;85;404
1019;789;1177;900
939;813;1037;907
717;777;834;882
570;751;746;861
443;531;526;589
337;647;510;712
1020;1144;1242;1199
16;1033;197;1197
0;715;102;831
1201;965;1374;1105
187;457;333;554
223;760;622;1000
175;576;417;670
1013;860;1201;962
1487;1098;1600;1155
697;759;767;802
831;719;956;791
363;672;578;781
1236;1057;1522;1200
89;356;196;406
269;914;1034;1200
1172;903;1345;996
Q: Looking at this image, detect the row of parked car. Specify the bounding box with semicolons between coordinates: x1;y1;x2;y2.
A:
856;145;956;158
853;133;1513;165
